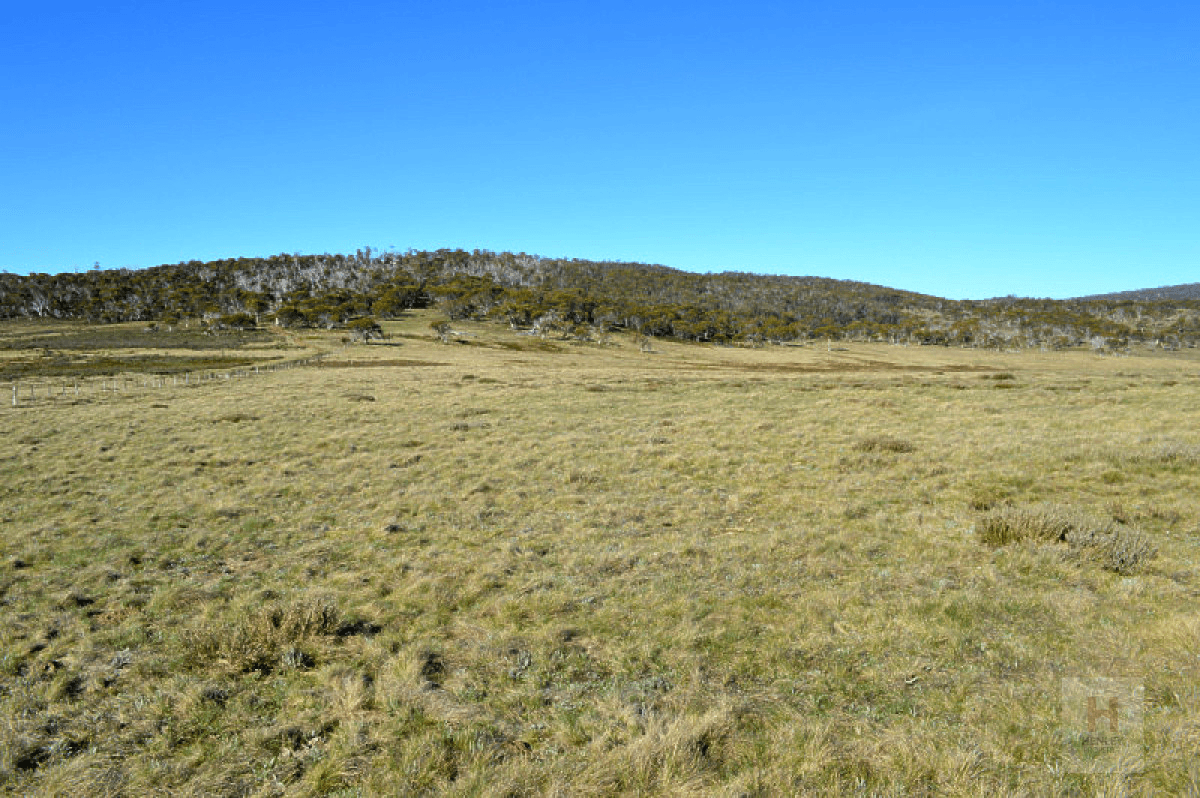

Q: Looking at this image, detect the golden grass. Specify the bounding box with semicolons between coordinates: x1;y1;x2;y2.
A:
977;504;1158;575
2;312;1199;794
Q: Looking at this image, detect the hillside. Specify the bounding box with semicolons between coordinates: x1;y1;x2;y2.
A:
1076;282;1200;302
3;249;1199;350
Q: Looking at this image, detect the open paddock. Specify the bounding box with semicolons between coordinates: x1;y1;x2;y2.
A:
2;314;1199;794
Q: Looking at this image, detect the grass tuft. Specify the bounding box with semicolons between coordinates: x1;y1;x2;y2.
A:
1129;440;1200;466
181;596;349;673
978;504;1157;574
853;435;916;453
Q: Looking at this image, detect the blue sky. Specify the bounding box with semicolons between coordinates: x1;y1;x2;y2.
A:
2;1;1196;299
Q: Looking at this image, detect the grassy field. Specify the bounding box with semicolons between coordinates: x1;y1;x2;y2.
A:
2;313;1199;796
0;320;305;381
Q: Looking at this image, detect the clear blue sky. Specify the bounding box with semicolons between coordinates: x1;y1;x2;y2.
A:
2;1;1196;299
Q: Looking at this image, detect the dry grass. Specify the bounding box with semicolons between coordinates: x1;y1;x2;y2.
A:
977;504;1157;574
853;435;916;454
2;312;1199;794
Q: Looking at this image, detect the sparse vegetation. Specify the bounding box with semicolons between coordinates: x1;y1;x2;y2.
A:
1;310;1198;794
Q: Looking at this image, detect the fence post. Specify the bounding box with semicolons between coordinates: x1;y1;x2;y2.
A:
11;385;16;407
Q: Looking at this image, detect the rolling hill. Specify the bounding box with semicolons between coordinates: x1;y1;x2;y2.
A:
2;248;1198;350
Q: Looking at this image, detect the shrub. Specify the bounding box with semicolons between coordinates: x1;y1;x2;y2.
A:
1065;522;1158;575
217;313;256;331
346;316;383;341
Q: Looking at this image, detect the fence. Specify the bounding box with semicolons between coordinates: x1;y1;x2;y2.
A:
4;355;331;408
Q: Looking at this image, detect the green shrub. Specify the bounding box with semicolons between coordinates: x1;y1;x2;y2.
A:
217;313;256;330
346;316;383;341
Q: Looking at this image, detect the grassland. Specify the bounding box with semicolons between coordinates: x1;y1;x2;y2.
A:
2;313;1199;796
0;321;302;381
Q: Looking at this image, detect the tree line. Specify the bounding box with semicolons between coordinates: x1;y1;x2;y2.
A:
2;248;1198;350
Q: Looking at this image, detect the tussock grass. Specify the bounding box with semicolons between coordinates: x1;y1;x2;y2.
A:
1;313;1199;794
977;503;1078;546
1125;439;1200;466
978;504;1157;574
853;434;916;453
180;594;348;673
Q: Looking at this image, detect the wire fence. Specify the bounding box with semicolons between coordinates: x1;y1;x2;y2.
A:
4;355;333;408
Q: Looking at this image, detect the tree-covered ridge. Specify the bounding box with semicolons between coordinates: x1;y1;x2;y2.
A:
2;248;1198;349
1075;283;1200;302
